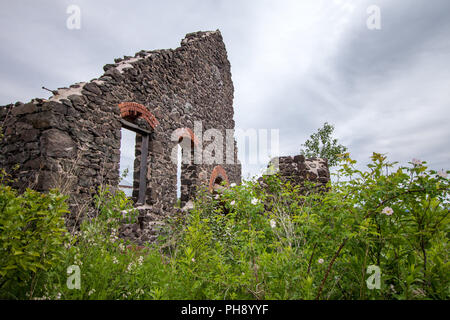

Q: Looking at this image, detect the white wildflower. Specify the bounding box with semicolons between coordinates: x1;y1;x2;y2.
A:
412;158;422;166
270;219;276;229
382;207;394;216
127;262;135;272
109;229;119;241
112;256;119;264
138;255;144;266
230;183;236;187
230;200;235;206
251;198;260;205
318;258;324;264
88;289;96;296
191;258;195;263
437;169;448;179
74;252;83;266
136;288;144;296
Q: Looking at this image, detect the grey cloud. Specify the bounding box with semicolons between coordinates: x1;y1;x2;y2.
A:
0;0;448;179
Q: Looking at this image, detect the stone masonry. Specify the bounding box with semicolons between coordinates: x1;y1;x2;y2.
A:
261;155;330;190
0;30;242;241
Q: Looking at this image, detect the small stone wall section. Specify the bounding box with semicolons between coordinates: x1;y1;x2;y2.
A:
262;155;330;189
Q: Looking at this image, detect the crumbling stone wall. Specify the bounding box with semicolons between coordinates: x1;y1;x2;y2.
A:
262;155;330;189
0;30;241;236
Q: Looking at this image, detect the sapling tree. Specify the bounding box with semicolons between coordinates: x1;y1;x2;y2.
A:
300;122;347;167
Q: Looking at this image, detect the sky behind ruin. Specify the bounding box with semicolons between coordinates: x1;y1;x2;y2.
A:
0;0;449;179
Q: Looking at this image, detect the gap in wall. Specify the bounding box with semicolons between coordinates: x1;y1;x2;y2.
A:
119;127;137;197
177;144;182;200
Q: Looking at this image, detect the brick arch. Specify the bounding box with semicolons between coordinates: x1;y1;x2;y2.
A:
118;102;159;129
173;127;200;147
209;165;230;192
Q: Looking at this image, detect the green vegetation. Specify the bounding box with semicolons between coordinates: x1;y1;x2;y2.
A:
0;154;448;300
300;122;348;167
0;170;69;298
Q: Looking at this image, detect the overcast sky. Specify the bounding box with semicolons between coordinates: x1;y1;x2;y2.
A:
1;0;449;179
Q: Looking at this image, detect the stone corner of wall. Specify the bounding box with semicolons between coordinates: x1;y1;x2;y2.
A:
180;30;223;46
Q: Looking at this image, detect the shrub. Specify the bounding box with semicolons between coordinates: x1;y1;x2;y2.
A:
0;170;70;299
1;153;448;300
161;153;449;299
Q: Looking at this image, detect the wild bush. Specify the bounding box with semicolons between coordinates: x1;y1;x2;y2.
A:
0;170;70;299
1;153;448;300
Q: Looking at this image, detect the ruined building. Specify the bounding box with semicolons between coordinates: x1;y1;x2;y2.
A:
0;30;330;243
0;31;241;239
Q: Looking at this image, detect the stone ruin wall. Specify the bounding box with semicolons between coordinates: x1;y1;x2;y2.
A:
261;155;330;189
0;30;242;239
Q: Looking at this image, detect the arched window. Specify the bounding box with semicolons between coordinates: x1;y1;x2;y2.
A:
119;128;136;197
172;128;199;206
209;165;230;193
118;102;158;205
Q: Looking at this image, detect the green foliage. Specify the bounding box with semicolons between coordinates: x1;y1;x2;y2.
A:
0;172;70;299
23;186;142;300
300;122;348;167
93;185;138;224
0;153;448;300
